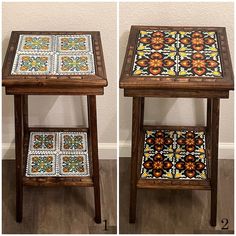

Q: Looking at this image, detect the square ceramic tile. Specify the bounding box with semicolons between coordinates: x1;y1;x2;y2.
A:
60;132;87;152
140;129;207;180
26;154;56;177
29;132;57;151
11;54;53;75
59;154;89;176
133;51;178;76
17;35;53;53
26;131;89;177
11;34;95;76
137;30;178;51
56;54;95;75
178;31;219;52
178;51;222;77
57;35;92;53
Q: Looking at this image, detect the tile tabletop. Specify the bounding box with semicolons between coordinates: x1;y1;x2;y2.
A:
120;26;234;91
2;31;107;90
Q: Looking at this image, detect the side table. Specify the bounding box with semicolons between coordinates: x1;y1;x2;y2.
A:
2;31;107;223
120;26;234;226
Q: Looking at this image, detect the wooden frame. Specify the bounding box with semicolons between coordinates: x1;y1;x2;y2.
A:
120;26;234;226
3;31;107;224
3;31;107;95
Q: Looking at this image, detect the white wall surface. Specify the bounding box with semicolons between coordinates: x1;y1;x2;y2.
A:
2;2;117;159
119;2;234;158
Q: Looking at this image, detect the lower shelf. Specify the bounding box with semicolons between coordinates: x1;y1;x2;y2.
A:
23;127;93;187
138;126;210;189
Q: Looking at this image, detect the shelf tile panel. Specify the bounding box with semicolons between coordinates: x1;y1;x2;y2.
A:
11;34;95;75
26;132;89;177
132;30;222;78
140;129;207;180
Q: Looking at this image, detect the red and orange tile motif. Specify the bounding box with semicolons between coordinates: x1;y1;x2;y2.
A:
141;129;207;180
133;30;222;77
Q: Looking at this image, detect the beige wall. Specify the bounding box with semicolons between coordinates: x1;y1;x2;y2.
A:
2;2;117;159
119;2;234;157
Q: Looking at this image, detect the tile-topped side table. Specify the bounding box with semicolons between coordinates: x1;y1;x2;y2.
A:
2;31;107;223
120;26;234;226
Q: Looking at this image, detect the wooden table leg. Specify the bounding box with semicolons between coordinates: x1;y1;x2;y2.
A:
129;97;144;223
14;95;24;223
210;98;220;226
87;95;101;224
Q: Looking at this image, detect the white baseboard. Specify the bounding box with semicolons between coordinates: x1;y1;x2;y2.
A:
2;143;117;160
119;141;234;159
2;141;234;160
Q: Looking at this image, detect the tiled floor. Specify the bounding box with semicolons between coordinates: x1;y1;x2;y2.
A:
132;30;222;77
11;34;95;75
140;129;207;179
26;132;89;177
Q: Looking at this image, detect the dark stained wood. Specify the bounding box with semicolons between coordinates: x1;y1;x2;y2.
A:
14;95;24;222
28;127;88;132
6;86;104;95
87;95;101;224
120;26;234;92
143;125;206;131
129;97;143;223
210;98;220;226
23;176;94;187
2;31;108;94
124;89;229;98
137;179;211;190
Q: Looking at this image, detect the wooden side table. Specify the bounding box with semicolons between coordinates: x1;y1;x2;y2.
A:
120;26;234;226
2;31;107;223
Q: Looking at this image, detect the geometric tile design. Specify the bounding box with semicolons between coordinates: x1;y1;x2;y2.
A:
59;154;89;176
56;54;95;75
11;34;95;75
27;154;56;176
29;132;57;151
11;54;53;75
57;35;92;53
26;132;89;177
133;30;223;77
140;129;207;180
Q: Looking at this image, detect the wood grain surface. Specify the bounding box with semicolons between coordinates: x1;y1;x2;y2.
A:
119;157;234;234
2;159;116;234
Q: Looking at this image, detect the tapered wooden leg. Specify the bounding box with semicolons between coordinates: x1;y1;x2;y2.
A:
14;95;24;223
129;97;144;223
210;98;220;226
87;95;101;224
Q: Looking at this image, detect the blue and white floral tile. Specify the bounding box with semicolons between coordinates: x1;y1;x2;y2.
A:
59;154;89;176
26;131;90;177
56;54;95;75
26;154;57;177
57;35;92;53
